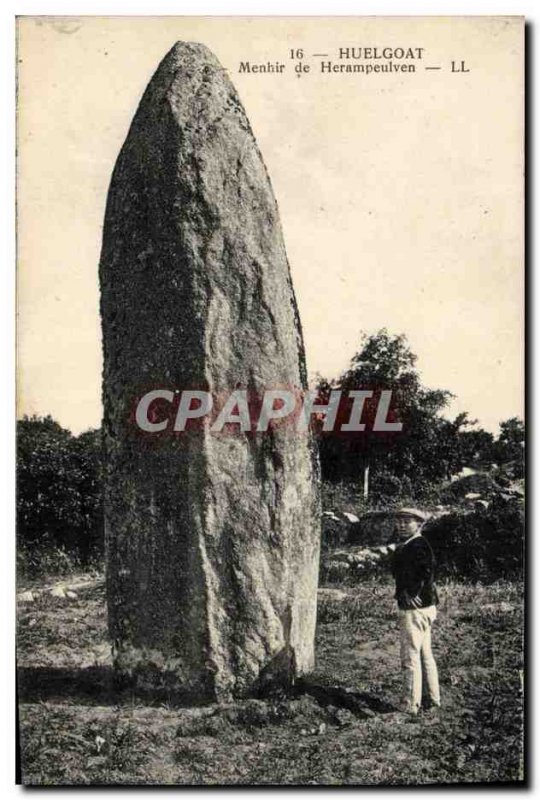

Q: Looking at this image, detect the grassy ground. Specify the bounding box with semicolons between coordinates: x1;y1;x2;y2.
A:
17;576;524;786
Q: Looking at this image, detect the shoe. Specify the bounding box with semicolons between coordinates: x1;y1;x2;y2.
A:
389;710;420;724
421;705;441;723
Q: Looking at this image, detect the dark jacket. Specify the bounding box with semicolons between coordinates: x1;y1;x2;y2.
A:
391;535;439;610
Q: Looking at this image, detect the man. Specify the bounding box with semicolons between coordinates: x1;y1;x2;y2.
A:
391;507;440;716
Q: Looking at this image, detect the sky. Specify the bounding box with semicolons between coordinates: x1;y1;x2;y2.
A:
16;16;524;435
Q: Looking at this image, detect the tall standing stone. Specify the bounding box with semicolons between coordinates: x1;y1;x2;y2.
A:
99;42;320;701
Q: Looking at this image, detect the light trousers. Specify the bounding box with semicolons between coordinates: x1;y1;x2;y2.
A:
398;605;440;714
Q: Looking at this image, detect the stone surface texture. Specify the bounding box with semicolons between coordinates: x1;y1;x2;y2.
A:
99;42;320;701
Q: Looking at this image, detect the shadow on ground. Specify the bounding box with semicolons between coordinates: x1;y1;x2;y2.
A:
17;663;397;718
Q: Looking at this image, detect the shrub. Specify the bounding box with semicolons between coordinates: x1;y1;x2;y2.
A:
17;416;104;576
423;498;524;582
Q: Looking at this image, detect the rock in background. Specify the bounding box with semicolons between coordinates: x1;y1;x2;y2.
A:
100;42;320;701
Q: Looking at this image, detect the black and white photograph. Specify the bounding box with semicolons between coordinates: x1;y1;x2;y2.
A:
15;14;525;786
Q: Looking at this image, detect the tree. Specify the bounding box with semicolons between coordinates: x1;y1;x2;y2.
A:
315;330;476;499
492;417;525;477
458;422;495;468
17;415;103;562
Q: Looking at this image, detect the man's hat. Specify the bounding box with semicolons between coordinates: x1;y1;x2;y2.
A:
394;507;428;522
